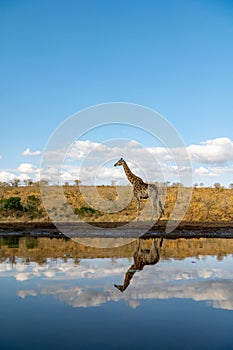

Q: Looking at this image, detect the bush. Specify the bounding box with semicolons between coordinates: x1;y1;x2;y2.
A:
26;195;40;212
74;206;103;217
0;197;24;211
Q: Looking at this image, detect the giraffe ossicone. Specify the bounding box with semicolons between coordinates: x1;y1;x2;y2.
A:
114;157;164;220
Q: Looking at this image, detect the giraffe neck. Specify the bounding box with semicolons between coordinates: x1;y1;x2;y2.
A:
122;161;137;185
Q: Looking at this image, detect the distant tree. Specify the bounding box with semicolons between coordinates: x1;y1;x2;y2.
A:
229;183;233;189
64;181;69;186
23;179;32;186
172;182;184;187
199;183;205;188
10;178;20;187
193;183;199;188
74;179;81;186
23;178;34;186
111;180;117;186
214;182;221;189
39;179;49;186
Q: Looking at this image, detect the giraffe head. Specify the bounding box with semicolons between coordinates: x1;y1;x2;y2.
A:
114;157;124;167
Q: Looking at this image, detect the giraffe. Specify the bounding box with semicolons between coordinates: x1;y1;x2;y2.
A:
114;157;164;219
114;237;163;292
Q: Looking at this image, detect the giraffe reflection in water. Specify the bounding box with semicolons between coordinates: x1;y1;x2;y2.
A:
114;237;163;292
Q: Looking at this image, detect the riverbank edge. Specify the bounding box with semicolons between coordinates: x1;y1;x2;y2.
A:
0;220;233;239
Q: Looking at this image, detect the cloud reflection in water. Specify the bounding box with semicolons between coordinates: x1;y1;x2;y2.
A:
0;255;230;311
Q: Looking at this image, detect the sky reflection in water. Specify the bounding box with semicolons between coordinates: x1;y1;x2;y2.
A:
1;237;233;349
1;254;233;311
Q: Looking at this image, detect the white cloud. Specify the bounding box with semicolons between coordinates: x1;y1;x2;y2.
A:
194;167;217;177
0;164;40;183
22;148;41;156
187;137;233;164
67;140;107;160
60;140;186;185
18;290;37;299
12;256;233;311
16;272;30;281
0;170;40;183
17;163;38;173
38;137;233;185
1;137;233;185
66;137;233;166
0;171;16;182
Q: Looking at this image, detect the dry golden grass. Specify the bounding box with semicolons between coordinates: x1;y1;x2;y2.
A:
0;184;233;223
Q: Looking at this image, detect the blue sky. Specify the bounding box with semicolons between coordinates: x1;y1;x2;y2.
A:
0;0;233;186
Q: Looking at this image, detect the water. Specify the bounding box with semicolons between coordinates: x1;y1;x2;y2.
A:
1;235;233;349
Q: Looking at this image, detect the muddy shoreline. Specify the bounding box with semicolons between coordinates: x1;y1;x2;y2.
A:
0;220;233;239
0;220;233;230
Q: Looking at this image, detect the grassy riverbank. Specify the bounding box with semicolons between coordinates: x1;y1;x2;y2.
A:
0;184;233;225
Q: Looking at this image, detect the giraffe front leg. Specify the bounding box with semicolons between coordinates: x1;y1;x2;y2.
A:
136;196;141;220
159;200;164;216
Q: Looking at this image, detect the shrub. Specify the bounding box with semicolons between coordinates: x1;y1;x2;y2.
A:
25;195;41;218
1;197;24;211
26;195;40;212
74;206;103;217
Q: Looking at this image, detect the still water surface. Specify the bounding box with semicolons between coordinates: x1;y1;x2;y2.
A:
1;235;233;349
